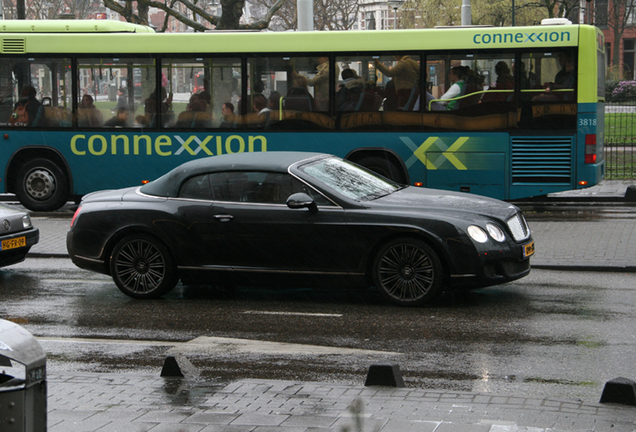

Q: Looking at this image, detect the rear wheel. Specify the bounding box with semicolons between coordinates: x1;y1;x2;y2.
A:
109;234;178;299
372;238;443;306
15;158;69;211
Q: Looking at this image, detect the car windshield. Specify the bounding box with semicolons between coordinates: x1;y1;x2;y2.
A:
299;157;401;201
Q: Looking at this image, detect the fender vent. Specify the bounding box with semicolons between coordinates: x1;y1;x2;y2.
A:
2;38;26;54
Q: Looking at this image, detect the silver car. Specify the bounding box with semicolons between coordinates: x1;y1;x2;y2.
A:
0;203;39;268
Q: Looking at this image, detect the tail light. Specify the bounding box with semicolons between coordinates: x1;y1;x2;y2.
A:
70;206;81;228
585;134;597;164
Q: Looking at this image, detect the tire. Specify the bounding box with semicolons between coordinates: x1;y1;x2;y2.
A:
356;155;408;184
15;158;69;211
109;234;178;299
372;238;443;306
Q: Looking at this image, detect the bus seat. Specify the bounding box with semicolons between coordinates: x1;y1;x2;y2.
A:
192;112;212;128
42;106;71;127
402;88;420;111
175;110;196;128
284;96;313;112
78;108;103;127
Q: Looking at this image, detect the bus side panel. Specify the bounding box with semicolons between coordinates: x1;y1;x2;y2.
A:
576;102;605;187
4;131;516;200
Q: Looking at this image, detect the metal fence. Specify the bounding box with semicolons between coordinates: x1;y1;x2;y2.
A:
605;101;636;180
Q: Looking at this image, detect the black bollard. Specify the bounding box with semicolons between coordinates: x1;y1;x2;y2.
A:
364;364;405;387
600;377;636;405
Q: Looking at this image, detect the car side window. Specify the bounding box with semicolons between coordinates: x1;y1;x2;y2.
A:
200;171;334;205
179;174;213;200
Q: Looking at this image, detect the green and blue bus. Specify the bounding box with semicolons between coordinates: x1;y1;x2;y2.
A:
0;19;604;211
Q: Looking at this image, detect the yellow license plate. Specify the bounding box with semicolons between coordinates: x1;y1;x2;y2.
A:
1;236;26;251
524;241;535;258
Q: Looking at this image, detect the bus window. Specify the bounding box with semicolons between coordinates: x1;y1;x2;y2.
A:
335;54;420;131
334;56;384;113
163;58;211;129
245;55;332;131
428;55;484;111
163;58;242;129
206;58;241;130
425;53;517;131
519;50;577;130
372;54;420;111
0;57;72;128
77;57;155;128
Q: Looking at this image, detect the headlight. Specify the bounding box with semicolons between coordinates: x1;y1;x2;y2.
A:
486;223;506;242
467;225;488;243
22;215;32;229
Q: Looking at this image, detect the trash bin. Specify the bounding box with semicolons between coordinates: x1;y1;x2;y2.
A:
0;319;46;432
108;83;117;102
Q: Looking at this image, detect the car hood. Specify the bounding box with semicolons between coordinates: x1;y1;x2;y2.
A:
369;187;519;220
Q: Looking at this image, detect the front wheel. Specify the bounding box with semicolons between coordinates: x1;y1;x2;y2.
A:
109;234;178;299
15;158;69;211
372;238;443;306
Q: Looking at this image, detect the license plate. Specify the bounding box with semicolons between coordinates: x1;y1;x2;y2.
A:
524;241;535;258
1;236;26;251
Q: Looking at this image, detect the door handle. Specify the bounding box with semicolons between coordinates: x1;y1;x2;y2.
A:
214;214;233;223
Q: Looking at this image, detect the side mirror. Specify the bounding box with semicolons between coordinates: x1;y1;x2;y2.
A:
286;192;318;213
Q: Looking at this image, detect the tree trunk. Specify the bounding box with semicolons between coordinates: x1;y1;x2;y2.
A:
218;0;246;29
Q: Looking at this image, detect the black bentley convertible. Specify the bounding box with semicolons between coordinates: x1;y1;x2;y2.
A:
67;152;534;306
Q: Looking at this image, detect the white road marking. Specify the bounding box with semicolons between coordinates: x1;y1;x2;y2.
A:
242;310;343;317
37;336;401;356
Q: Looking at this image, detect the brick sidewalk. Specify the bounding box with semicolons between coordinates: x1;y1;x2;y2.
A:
47;374;636;432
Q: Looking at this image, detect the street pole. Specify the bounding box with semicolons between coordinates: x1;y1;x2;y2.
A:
297;0;314;31
512;0;515;26
461;0;471;26
387;0;404;29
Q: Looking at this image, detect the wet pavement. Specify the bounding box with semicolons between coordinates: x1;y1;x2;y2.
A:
5;180;636;431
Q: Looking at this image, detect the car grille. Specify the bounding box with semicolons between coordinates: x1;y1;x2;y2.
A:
506;212;530;242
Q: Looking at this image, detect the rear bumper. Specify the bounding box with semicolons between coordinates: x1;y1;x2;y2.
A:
0;227;39;267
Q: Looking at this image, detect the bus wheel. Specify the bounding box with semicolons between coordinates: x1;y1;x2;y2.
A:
109;234;178;299
372;238;443;306
356;155;408;184
15;158;69;212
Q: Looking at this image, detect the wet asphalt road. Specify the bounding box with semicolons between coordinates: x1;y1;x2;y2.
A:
2;254;636;403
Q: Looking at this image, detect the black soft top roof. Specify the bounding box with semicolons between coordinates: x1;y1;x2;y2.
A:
140;151;328;197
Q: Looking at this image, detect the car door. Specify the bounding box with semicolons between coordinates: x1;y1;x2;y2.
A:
205;171;357;275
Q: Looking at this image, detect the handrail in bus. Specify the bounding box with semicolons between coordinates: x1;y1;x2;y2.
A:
428;88;574;111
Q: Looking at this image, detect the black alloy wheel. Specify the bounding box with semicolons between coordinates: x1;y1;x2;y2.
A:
372;238;443;306
109;234;178;299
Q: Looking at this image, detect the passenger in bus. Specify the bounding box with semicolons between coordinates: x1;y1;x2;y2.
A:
336;69;364;111
116;87;127;111
438;66;468;110
104;107;131;127
253;94;269;116
198;90;212;113
373;55;420;110
294;57;338;112
533;53;576;101
413;74;444;111
78;94;103;127
285;76;315;112
175;96;210;128
268;91;282;112
144;87;173;127
220;102;236;128
518;61;537;90
481;61;514;103
8;85;41;127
